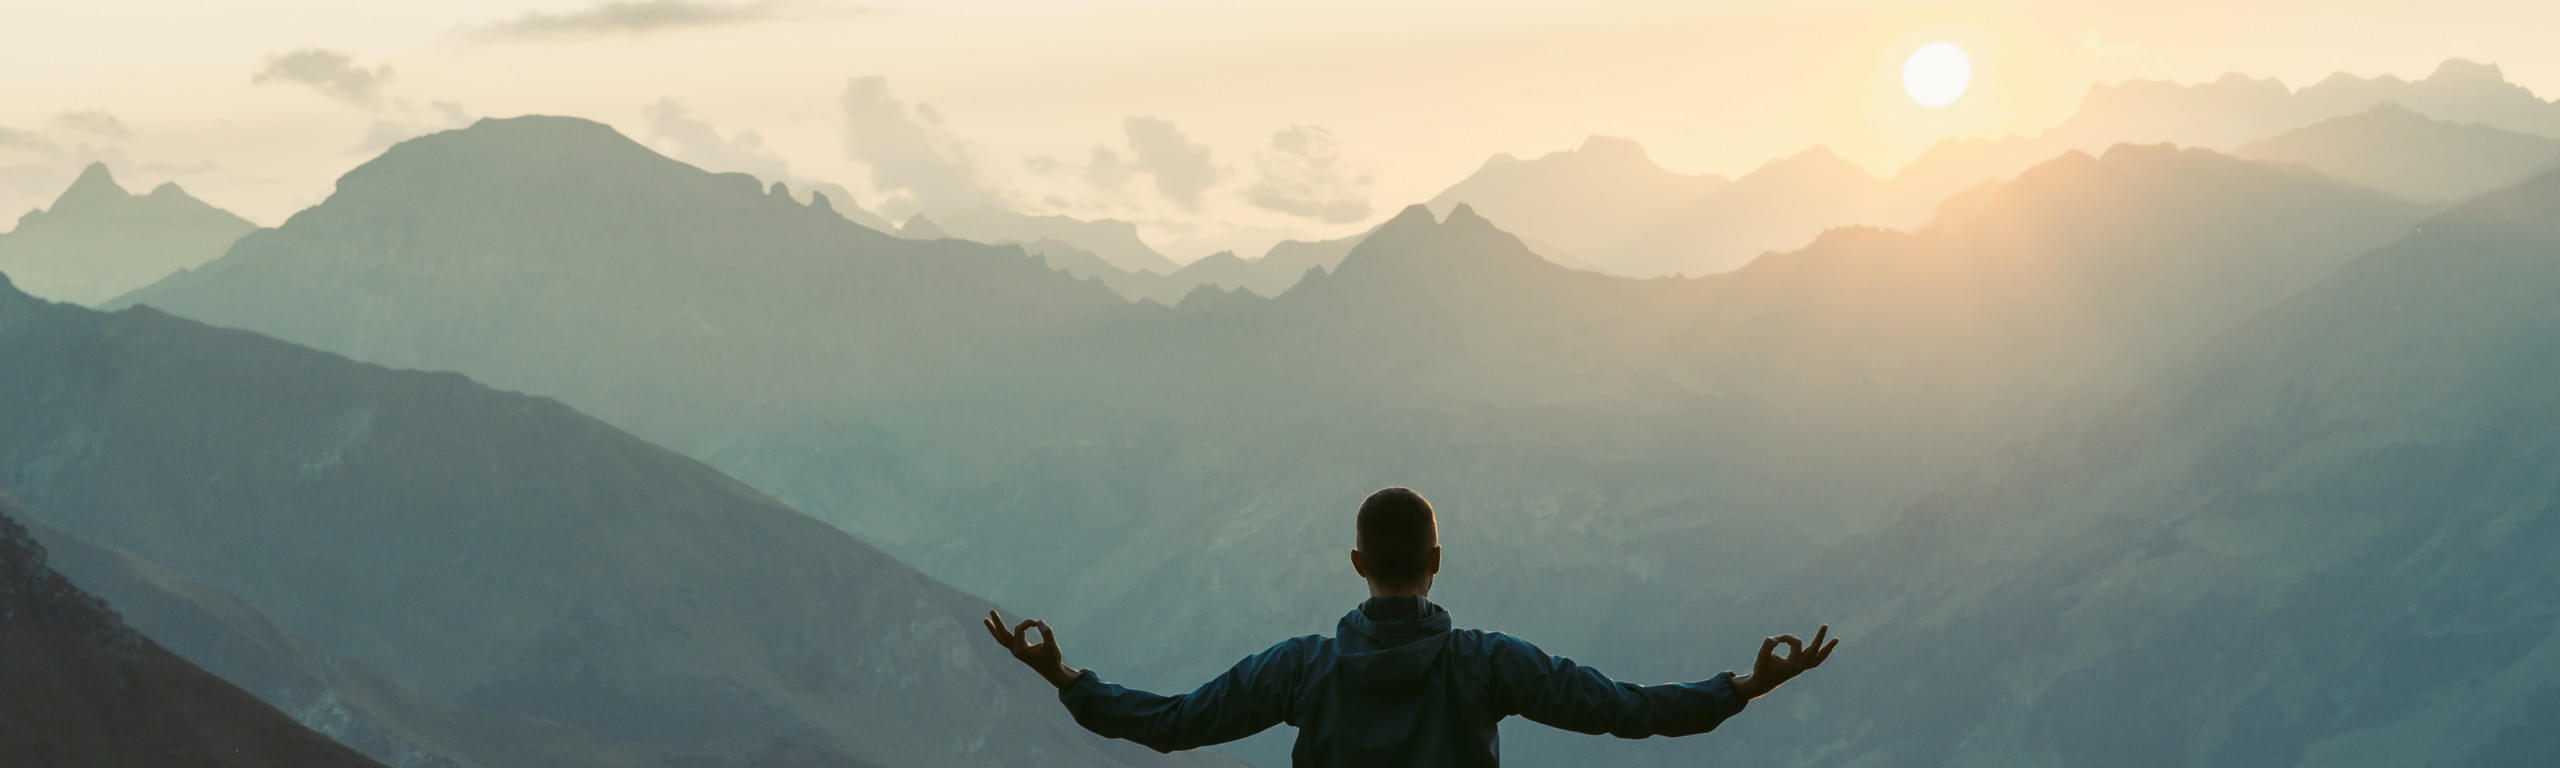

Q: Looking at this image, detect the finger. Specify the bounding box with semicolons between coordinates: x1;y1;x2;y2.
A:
1028;620;1056;647
1816;638;1840;665
1774;634;1804;660
1760;636;1779;660
984;611;1019;646
1810;624;1828;649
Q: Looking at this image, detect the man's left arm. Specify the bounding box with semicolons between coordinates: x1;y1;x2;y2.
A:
985;610;1304;753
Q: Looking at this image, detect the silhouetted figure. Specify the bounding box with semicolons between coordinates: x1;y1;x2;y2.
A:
985;486;1839;766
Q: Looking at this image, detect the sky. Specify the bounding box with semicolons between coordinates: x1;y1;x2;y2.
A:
5;0;2557;259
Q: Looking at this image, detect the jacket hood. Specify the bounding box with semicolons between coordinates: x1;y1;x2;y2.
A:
1334;598;1453;693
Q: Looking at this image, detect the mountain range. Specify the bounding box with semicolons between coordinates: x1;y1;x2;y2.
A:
1424;58;2560;279
112;111;2444;765
0;162;255;306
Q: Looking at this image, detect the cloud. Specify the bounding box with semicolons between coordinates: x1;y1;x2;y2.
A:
465;0;855;41
253;49;393;105
642;98;793;184
1084;146;1133;191
838;75;1001;218
0;126;58;156
1246;125;1371;224
52;111;129;141
1085;116;1219;211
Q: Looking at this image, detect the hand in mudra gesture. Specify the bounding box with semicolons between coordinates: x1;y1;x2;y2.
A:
984;610;1084;689
1735;624;1839;698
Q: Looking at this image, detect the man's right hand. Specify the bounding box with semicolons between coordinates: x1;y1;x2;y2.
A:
984;610;1084;689
1733;624;1838;699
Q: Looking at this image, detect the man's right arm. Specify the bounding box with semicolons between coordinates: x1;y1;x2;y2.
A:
1056;636;1315;752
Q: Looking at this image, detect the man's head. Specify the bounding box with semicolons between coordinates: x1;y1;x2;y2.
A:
1351;487;1441;596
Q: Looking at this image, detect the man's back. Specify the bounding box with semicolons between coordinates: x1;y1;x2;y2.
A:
1058;596;1751;767
984;487;1837;766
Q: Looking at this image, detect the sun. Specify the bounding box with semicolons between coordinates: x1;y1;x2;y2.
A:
1902;42;1972;108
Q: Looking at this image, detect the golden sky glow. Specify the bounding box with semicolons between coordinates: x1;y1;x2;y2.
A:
6;0;2557;257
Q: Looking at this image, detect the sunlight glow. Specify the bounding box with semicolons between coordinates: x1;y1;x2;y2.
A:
1902;42;1973;108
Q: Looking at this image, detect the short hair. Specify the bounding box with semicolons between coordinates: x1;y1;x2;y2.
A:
1356;487;1438;587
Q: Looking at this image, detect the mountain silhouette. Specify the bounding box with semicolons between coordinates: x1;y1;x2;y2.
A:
1425;135;1728;270
0;162;255;306
1721;159;2560;767
0;494;383;767
0;268;1220;767
923;206;1179;275
1425;138;1925;277
1898;58;2560;206
2237;103;2560;201
896;212;951;239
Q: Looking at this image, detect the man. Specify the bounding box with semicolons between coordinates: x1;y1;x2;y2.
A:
984;486;1840;766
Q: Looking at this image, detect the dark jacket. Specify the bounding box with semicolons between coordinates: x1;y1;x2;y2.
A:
1058;596;1749;766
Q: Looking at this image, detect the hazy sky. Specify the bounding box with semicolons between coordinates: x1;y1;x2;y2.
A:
6;0;2557;258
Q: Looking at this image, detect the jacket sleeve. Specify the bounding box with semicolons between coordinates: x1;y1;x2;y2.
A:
1484;633;1749;739
1056;636;1312;752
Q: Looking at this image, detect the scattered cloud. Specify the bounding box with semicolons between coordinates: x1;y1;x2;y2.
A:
253;49;394;105
52;111;129;141
838;75;1002;219
643;98;793;184
464;0;858;41
1084;146;1133;191
1246;125;1371;224
0;126;59;156
1086;116;1220;211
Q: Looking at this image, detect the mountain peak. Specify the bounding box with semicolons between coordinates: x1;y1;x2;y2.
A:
51;162;128;211
1443;202;1494;232
1746;146;1876;184
1372;203;1439;237
900;214;948;239
1574;135;1654;165
2428;58;2505;84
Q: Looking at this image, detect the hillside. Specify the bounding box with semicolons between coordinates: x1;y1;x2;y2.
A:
1703;157;2560;767
0;494;383;767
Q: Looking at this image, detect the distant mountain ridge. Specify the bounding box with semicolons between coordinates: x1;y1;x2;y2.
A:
0;162;255;306
1900;58;2560;204
1428;59;2560;279
2237;104;2560;201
